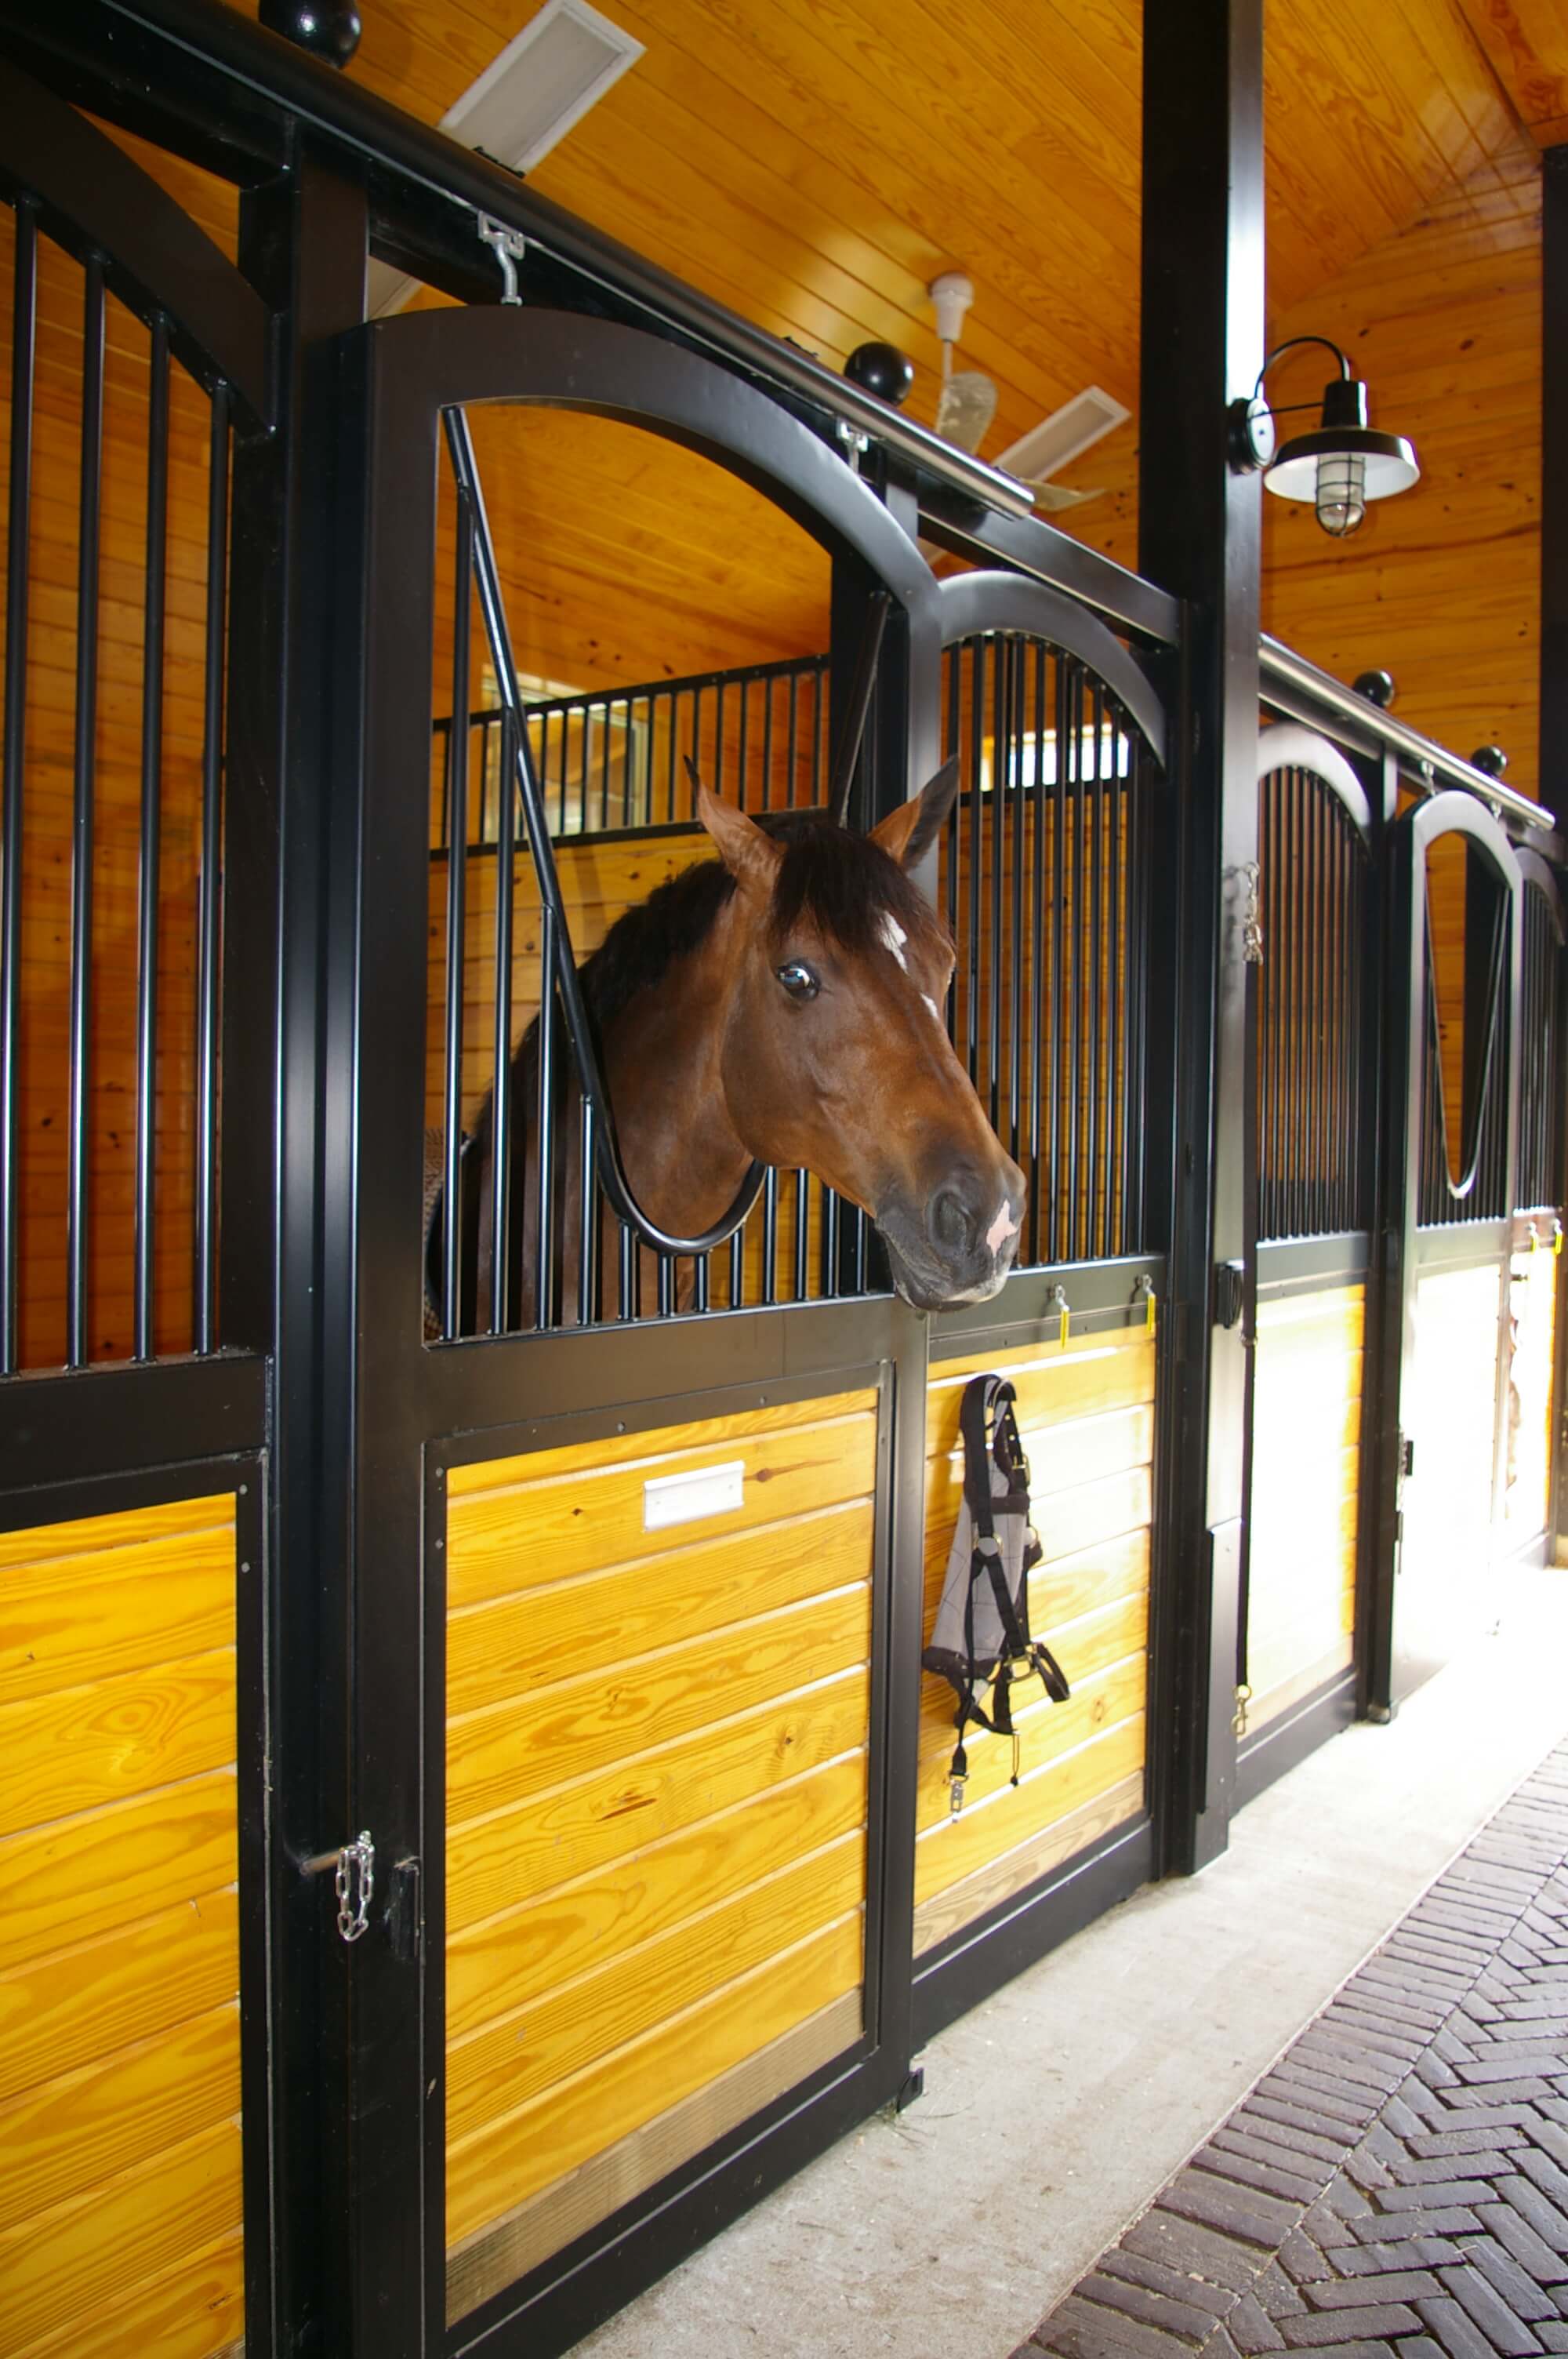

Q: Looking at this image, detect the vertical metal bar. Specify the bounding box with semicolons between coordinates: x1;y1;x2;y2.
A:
793;1169;808;1301
1029;641;1047;1263
534;905;557;1328
1287;767;1303;1238
729;1220;746;1308
437;601;465;1385
619;1217;635;1320
577;1096;598;1323
579;694;592;834
133;315;171;1361
1067;662;1084;1259
811;662;824;804
967;639;984;1086
988;637;1005;1132
692;1249;710;1313
1009;639;1025;1167
760;674;774;814
1088;680;1105;1259
737;675;750;812
489;704;517;1332
1108;710;1123;1256
690;685;704;812
821;1182;839;1299
1050;649;1068;1262
944;644;960;951
67;256;105;1369
786;670;800;809
193;388;227;1356
761;1163;778;1305
598;694;611;830
2;203;37;1373
657;1250;674;1318
713;680;726;801
1313;777;1327;1233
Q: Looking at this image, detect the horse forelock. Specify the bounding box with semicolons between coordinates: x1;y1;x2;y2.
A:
764;812;950;965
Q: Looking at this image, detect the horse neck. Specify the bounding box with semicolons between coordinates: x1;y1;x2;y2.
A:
597;900;752;1230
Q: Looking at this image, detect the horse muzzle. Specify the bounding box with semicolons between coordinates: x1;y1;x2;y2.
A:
875;1155;1026;1314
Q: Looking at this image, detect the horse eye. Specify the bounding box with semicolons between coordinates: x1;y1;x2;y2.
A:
775;961;820;1001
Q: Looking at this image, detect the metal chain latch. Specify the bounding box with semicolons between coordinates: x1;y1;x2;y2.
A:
1239;860;1264;965
335;1831;375;1943
1232;1681;1253;1738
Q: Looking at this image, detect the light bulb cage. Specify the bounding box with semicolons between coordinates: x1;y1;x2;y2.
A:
1228;335;1421;534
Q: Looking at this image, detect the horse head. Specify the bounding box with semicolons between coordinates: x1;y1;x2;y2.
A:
693;761;1025;1312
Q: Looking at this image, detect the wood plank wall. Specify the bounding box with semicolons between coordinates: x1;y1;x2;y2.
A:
1061;144;1543;799
1246;1285;1363;1733
442;1389;877;2321
1504;1239;1558;1543
914;1332;1151;1957
0;1492;243;2359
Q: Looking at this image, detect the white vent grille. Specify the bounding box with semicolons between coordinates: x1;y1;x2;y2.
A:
368;0;643;318
996;387;1131;485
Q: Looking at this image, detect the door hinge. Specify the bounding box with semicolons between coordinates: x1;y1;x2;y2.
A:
300;1830;376;1944
1399;1431;1415;1481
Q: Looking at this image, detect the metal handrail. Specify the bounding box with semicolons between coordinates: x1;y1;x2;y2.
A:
1261;635;1552;833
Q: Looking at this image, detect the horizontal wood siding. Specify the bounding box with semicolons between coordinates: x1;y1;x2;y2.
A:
1247;1285;1363;1734
1504;1240;1559;1545
913;1332;1152;1956
0;1493;243;2359
444;1388;877;2306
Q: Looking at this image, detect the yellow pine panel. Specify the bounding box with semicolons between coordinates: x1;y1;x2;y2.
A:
447;1668;869;1931
448;1498;873;1717
448;1585;872;1825
927;1334;1155;1447
447;1408;877;1608
1248;1600;1358;1704
915;1715;1147;1911
924;1461;1152;1584
1255;1283;1366;1338
0;1528;235;1706
0;1648;235;1839
923;1521;1150;1630
919;1587;1149;1765
928;1402;1153;1507
448;1826;865;2143
446;1913;862;2248
0;1887;238;2106
449;1384;876;1497
0;1493;231;1576
0;1999;239;2234
1252;1384;1363;1459
1250;1641;1356;1736
0;2117;242;2357
0;1773;237;1971
9;2230;243;2359
916;1651;1147;1832
448;1751;866;2040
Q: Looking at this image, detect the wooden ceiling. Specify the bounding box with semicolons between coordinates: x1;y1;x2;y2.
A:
332;0;1548;463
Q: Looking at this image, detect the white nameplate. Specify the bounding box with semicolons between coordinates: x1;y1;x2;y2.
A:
643;1459;745;1533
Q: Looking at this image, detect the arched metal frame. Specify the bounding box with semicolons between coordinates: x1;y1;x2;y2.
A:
931;573;1167;1278
348;304;947;1352
1369;792;1524;1712
1515;851;1566;1218
1254;726;1375;1245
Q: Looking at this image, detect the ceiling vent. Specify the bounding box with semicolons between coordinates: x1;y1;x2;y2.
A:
368;0;644;317
996;387;1131;486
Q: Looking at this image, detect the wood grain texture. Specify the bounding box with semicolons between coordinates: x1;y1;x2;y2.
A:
916;1332;1151;1925
0;1496;241;2358
445;1392;874;2263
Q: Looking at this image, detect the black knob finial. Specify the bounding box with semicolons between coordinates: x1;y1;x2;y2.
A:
1352;670;1397;710
260;0;361;66
844;342;914;407
1471;744;1509;779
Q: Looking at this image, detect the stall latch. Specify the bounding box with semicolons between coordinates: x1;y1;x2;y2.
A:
301;1830;376;1944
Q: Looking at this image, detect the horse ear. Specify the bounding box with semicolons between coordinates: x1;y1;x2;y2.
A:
869;755;962;871
688;757;782;896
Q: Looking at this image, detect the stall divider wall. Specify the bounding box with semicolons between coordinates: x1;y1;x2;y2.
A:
0;6;1563;2359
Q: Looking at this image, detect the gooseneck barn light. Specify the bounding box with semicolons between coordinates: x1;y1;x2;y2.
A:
1229;336;1421;536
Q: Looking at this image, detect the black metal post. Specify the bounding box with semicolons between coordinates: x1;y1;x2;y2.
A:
1541;147;1568;830
224;144;368;2359
1138;0;1265;1874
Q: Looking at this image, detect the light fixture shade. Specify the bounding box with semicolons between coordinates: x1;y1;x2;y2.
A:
1265;426;1421;504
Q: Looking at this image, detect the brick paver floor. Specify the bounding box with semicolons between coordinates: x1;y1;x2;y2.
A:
1018;1741;1568;2359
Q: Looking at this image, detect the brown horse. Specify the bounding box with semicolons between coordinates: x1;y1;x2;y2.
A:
435;761;1025;1326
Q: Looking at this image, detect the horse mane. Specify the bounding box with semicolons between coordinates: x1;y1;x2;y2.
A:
484;809;946;1139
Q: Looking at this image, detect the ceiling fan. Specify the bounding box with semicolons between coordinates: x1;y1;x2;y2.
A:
927;272;1129;509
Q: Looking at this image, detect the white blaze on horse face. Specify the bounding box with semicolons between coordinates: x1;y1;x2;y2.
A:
985;1199;1019;1257
878;913;909;972
921;992;943;1026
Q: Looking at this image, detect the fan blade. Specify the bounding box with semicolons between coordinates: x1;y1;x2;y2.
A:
1032;482;1104;511
934;369;998;455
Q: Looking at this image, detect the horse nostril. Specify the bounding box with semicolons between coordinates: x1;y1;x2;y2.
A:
928;1186;972;1254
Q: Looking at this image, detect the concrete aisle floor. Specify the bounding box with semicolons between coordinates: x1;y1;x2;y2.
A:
575;1567;1568;2359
